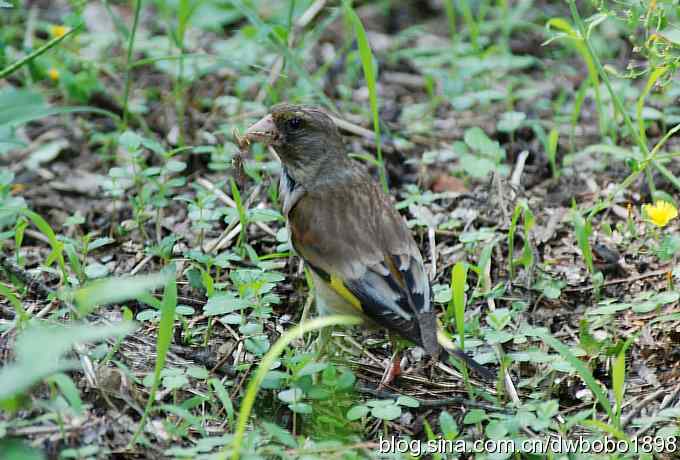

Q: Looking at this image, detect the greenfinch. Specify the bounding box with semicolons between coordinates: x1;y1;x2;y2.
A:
245;103;491;380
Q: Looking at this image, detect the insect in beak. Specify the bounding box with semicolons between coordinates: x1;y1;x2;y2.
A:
245;114;280;145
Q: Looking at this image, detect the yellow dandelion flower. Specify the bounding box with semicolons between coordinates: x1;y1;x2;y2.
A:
643;201;678;227
50;25;69;38
48;68;60;81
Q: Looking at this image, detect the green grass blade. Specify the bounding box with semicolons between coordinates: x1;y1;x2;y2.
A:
583;418;628;441
449;262;467;350
122;0;143;127
228;0;334;110
637;66;667;148
571;210;593;273
533;328;612;419
222;314;362;460
229;178;248;253
612;333;637;429
21;209;67;283
612;348;625;426
443;0;457;51
343;1;387;192
1;106;120;128
547;128;559;178
210;377;235;429
128;274;177;447
459;0;479;51
0;282;29;324
546;17;605;137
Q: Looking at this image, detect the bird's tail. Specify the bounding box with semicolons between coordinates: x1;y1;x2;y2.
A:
436;328;495;381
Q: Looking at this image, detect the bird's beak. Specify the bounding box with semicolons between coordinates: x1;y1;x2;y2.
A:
245;114;280;145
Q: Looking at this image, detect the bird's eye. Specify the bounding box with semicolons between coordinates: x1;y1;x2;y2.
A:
287;117;303;130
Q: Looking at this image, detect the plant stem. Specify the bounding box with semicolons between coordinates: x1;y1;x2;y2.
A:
568;1;680;193
122;0;143;128
222;315;362;460
0;26;80;79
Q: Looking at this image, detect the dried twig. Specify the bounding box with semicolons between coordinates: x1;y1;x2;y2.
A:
565;267;670;292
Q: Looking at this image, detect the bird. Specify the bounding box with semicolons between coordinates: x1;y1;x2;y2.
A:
244;103;492;382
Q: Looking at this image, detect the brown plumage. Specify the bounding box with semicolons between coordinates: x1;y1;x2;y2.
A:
245;103;491;380
288;169;439;354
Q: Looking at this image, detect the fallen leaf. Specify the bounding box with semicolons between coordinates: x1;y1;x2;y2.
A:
431;174;468;193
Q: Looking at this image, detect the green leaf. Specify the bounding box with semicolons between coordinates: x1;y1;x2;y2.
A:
371;403;401;421
463;408;487;424
307;387;331;400
396;395;420;408
335;367;356;390
262;422;297;448
288;402;313;414
277;388;303;404
297;362;327;377
162;374;189;391
187;366;209;380
204;292;248;316
497;111;526;133
119;130;142;151
73;271;172;313
261;371;288;390
347;405;369;421
48;373;83;414
485;420;508;439
84;262;109;279
656;235;680;261
166;160;186;172
0;439;46;460
248;208;283;223
136;309;159;322
158;404;205;434
0;322;135;403
463;127;505;161
459;154;497;178
439;411;458;440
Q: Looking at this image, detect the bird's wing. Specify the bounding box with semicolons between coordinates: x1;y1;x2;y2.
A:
287;177;438;354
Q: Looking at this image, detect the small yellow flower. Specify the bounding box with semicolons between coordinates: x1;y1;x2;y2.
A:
47;68;60;81
50;25;69;38
643;201;678;227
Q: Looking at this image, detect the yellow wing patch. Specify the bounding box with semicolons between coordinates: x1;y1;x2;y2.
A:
329;275;363;312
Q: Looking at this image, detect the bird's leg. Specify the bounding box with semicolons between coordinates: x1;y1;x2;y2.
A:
378;333;402;389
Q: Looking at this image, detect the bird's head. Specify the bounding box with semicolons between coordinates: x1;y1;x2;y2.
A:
245;103;347;182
